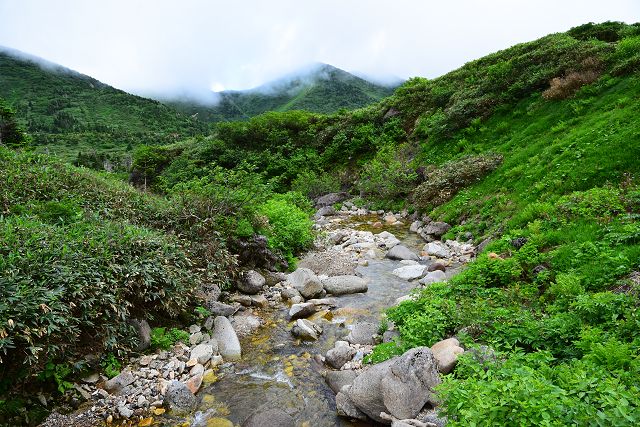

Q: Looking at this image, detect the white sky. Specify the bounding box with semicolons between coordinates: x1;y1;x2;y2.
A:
0;0;638;99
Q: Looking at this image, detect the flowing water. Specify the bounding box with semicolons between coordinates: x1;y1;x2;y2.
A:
172;217;431;427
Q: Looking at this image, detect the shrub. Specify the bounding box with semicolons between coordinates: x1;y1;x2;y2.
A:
257;193;314;265
291;169;341;199
413;154;502;210
0;216;200;373
358;143;417;201
557;186;624;221
150;327;189;350
542;69;601;100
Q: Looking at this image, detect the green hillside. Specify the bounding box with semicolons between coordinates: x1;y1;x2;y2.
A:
167;63;397;122
0;48;207;167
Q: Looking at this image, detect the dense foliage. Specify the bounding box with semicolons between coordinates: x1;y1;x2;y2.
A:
0;147;236;386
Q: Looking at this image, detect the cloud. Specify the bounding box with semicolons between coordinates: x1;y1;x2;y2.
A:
0;0;637;100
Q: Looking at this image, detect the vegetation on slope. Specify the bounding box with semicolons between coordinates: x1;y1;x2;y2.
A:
167;63;397;122
0;48;207;167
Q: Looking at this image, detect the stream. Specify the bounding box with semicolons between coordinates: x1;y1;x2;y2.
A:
183;216;431;427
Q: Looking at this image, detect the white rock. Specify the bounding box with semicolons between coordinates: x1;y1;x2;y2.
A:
213;316;242;361
392;265;427;281
424;242;451;259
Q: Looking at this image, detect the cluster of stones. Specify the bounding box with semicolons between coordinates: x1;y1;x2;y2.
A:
57;316;242;424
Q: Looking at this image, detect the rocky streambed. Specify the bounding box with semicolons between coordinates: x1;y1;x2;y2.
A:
42;202;476;427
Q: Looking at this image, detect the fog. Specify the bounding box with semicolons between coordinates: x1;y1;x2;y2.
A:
0;0;637;103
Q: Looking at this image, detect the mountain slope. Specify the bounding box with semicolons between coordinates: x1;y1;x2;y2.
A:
167;63;398;122
0;47;207;166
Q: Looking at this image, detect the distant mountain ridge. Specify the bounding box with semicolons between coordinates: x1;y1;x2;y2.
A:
165;63;400;122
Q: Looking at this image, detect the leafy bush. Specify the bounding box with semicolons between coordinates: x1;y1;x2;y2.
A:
150;327;189;350
358;143;417;201
557;186;624;221
413;154;502;210
363;342;404;364
439;351;640;426
257;193;314;266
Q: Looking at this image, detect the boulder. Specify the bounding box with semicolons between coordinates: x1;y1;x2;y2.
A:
315;206;336;218
206;301;237;317
325;345;356;369
392;265;427;281
281;287;301;301
264;271;287;287
242;408;295;427
291;319;322;340
190;342;216;365
345;322;379;345
238;270;266;294
431;338;464;374
164;380;196;415
129;319;151;351
289;302;317;320
386;245;420;262
322;276;369;295
422;222;451;238
345;359;395;422
316;192;348;207
346;347;440;422
418;270;447;285
103;370;135;395
409;221;423;233
213;316;241;361
288;268;324;299
336;387;368;421
427;262;446;272
423;242;451;259
383;330;401;343
324;369;358;394
231;314;262;338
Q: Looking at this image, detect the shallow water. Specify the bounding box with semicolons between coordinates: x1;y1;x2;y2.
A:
173;218;429;427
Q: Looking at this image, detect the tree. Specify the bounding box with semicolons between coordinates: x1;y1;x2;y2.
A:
0;99;28;147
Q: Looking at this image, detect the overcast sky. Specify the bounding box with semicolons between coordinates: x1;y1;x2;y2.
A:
0;0;638;100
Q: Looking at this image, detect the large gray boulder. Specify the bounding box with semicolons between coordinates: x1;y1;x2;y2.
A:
325;345;356;369
324;369;358;394
213;316;241;360
315;192;348;207
344;347;441;423
336;386;368;421
322;276;368;295
380;347;441;420
242;408;295;427
345;322;379;345
129;319;151;351
206;301;237;317
386;245;420;261
103;370;135;395
165;380;197;415
238;270;266;294
422;222;451;239
288;268;324;299
315;206;336;218
289;302;317;320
